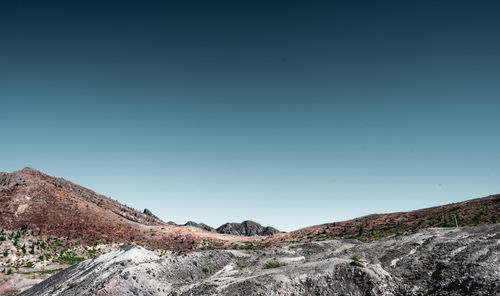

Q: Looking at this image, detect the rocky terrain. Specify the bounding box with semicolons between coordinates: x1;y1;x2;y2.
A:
1;167;499;295
20;224;500;295
0;168;259;294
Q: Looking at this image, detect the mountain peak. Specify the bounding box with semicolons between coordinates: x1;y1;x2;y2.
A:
216;220;281;236
0;167;170;248
17;167;42;174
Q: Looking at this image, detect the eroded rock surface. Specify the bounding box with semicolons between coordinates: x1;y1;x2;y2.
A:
21;224;500;296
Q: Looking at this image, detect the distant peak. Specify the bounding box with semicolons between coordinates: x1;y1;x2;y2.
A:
18;167;42;174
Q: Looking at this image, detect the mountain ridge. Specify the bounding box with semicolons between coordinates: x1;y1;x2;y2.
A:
1;167;498;249
184;220;282;236
1;167;499;294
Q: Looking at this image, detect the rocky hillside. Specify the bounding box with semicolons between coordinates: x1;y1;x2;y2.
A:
0;167;165;228
20;224;500;295
0;168;253;252
262;194;500;247
0;168;259;294
2;167;497;252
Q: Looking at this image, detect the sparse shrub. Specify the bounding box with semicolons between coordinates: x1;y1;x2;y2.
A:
21;244;26;254
351;253;360;261
25;262;33;268
263;260;287;269
58;253;85;265
39;255;44;260
6;269;12;275
3;251;8;257
203;266;210;273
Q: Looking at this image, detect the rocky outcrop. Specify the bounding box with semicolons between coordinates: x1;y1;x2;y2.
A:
184;221;216;232
216;220;281;236
143;208;162;221
185;220;281;236
21;224;500;295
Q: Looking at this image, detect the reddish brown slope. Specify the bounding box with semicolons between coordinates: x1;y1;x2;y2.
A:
263;194;500;246
0;167;165;227
0;168;249;251
1;168;498;252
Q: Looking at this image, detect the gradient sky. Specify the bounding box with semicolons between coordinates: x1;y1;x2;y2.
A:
1;1;500;231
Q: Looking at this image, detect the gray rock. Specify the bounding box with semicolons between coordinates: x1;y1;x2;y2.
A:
21;224;500;295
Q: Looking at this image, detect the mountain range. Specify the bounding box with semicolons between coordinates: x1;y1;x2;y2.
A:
184;220;281;236
0;167;499;295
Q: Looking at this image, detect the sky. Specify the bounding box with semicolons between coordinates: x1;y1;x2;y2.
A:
1;1;499;231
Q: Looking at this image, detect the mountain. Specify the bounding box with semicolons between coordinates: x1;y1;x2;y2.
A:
1;167;499;294
216;220;281;236
3;167;497;250
0;167;166;228
20;224;500;295
0;167;170;247
184;220;282;236
0;168;252;252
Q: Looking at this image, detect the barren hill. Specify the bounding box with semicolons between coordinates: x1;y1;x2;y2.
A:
263;194;500;247
0;168;252;252
1;167;499;252
0;167;166;228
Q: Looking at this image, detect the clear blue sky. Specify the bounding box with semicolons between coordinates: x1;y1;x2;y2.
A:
1;1;499;231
